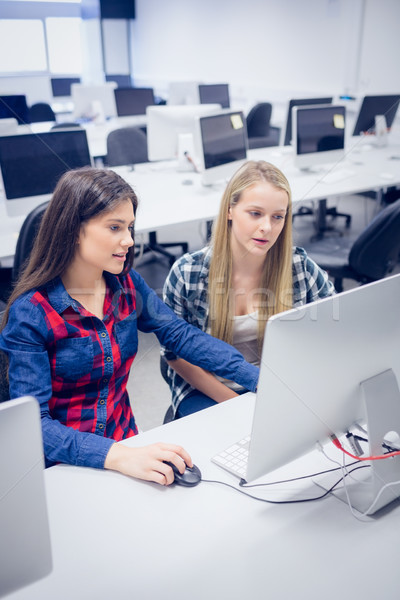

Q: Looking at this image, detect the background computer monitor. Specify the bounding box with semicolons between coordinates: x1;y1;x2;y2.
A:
352;94;400;136
0;129;91;217
71;82;117;120
198;83;230;109
292;104;346;170
105;74;132;88
50;77;81;98
114;87;155;116
282;97;333;146
146;103;221;162
0;94;30;125
167;81;200;105
195;110;248;185
246;273;400;514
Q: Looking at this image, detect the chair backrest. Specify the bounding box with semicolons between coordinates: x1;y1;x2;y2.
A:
246;102;272;138
106;126;149;167
29;102;56;123
12;201;50;282
349;199;400;280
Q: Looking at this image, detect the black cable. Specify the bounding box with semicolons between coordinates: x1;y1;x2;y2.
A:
201;464;370;505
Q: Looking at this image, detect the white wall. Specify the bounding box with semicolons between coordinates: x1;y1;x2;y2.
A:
130;0;400;103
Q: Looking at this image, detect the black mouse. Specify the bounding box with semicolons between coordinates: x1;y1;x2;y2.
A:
165;462;202;487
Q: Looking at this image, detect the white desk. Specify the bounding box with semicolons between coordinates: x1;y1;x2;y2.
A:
1;137;399;263
7;393;400;600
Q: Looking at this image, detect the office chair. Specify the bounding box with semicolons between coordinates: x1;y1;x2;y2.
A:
29;102;56;123
160;356;174;423
308;199;400;292
0;310;9;403
12;201;49;283
106;126;188;266
246;103;281;149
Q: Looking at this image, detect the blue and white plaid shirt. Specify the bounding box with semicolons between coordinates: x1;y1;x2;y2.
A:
162;246;335;412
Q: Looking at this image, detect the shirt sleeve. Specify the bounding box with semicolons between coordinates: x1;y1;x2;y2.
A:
304;254;336;302
0;298;114;469
131;270;259;393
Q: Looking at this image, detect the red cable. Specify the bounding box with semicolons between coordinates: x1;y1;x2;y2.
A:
331;435;400;461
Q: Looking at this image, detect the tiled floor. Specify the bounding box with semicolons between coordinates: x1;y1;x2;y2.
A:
1;193;398;432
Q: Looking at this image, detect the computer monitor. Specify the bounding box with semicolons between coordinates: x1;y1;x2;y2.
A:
0;129;92;217
0;397;52;596
167;81;200;105
198;83;230;109
243;273;400;514
146;104;221;162
114;87;155;116
292;104;346;170
0;117;18;136
50;77;81;98
71;82;117;120
352;94;400;136
194;110;248;185
105;74;132;88
282;97;333;146
0;94;30;125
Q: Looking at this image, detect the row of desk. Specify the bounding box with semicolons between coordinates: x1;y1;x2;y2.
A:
1;132;399;264
8;392;400;599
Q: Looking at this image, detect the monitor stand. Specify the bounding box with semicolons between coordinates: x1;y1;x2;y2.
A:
316;369;400;515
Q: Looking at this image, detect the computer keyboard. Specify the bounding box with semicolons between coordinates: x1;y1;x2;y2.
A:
211;436;250;479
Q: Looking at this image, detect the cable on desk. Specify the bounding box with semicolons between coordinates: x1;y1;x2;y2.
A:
201;464;370;506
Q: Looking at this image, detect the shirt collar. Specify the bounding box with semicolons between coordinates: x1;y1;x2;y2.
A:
45;272;125;316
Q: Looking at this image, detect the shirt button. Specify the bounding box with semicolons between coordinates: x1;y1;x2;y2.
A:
101;332;107;337
103;378;109;384
106;356;112;362
99;399;105;405
98;424;104;429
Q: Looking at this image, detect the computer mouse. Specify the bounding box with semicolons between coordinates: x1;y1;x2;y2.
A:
165;462;202;487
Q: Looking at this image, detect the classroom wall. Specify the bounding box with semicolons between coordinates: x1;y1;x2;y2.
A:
130;0;400;101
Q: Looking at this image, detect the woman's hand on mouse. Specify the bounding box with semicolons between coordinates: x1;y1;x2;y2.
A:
104;442;193;485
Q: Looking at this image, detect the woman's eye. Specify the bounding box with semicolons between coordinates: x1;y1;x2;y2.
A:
110;225;119;231
249;211;261;217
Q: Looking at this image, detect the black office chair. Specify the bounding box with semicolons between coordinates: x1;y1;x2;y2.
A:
106;126;188;266
29;102;56;123
307;199;400;292
0;310;9;403
246;103;281;149
12;201;49;283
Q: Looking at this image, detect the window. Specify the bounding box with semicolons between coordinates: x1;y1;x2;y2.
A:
0;20;47;72
46;17;83;74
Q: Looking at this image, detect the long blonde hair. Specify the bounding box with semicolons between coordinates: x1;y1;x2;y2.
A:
208;160;293;347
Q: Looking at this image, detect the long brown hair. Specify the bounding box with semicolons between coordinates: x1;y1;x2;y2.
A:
208;160;293;347
2;167;138;327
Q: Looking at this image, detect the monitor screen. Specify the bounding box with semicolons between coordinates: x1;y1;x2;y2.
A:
71;82;117;120
352;94;400;136
114;87;155;116
282;97;333;146
146;104;221;162
195;111;248;185
106;74;132;88
51;77;81;98
244;273;400;513
198;84;230;109
292;104;346;170
0;129;91;214
0;95;30;125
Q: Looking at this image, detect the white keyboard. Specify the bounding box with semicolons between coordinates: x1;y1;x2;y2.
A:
211;436;250;479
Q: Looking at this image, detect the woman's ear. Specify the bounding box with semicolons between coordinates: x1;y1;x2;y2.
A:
227;206;232;221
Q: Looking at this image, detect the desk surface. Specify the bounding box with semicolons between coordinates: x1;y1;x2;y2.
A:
1;136;400;262
8;393;400;600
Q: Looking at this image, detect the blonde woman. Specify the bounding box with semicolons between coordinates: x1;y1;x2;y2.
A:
162;160;335;418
